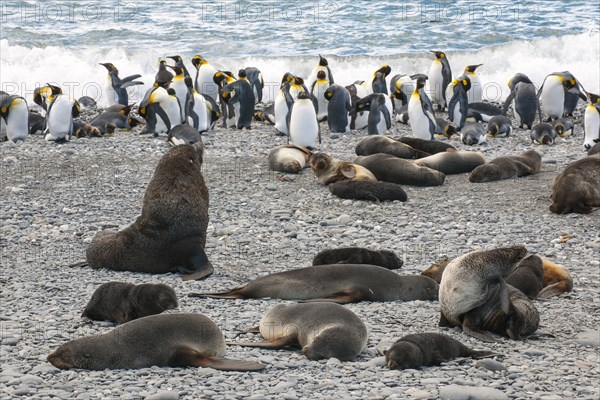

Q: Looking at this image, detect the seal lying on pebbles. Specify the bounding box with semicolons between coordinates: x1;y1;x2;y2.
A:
395;136;456;154
355;136;430;159
413;151;486;174
190;264;439;303
469;150;542;183
309;152;376;184
268;144;312;173
231;303;367;361
549;153;600;214
328;180;408;202
538;259;573;298
48;314;266;371
439;246;540;341
82;282;178;323
588;142;600;156
312;247;403;270
354;154;445;186
384;333;498;370
81;142;213;281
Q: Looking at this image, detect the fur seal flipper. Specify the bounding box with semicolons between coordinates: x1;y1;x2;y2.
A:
167;347;265;371
328;181;408;202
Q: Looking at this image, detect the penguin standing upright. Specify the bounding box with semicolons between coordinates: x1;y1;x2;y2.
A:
191;55;219;101
138;86;182;135
244;67;264;104
389;74;411;113
538;71;583;121
36;84;80;142
0;95;29;142
408;74;437;140
356;93;392;135
371;65;391;94
275;75;295;136
502;73;541;130
308;55;334;88
288;91;320;148
220;72;255;129
167;65;188;122
345;82;369;130
213;70;237;128
448;75;471;131
167;55;190;78
183;76;220;132
427;51;452;111
324;84;352;133
311;71;330;122
99;63;144;106
463;64;483;103
289;76;310;101
583;91;600;150
154;60;174;88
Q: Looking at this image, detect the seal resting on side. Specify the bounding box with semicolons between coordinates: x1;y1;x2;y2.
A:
549;153;600;214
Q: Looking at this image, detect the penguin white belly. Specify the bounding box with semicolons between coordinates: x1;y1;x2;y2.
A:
274;93;289;134
5;101;29;142
155;99;181;133
376;111;386;134
540;77;565;119
171;79;187;119
427;61;443;105
233;102;241;127
445;81;455;106
452;104;462;125
197;66;219;101
46;97;73;140
354;111;369;130
290;101;318;148
377;94;393;134
105;78;117;106
313;83;329;122
408;95;432;140
584;106;600;148
289;86;303;101
191;94;210;132
469;74;482;103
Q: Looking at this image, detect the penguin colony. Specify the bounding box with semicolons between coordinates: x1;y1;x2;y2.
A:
1;52;597;377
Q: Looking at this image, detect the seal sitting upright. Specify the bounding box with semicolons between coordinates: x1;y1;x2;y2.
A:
84;143;213;280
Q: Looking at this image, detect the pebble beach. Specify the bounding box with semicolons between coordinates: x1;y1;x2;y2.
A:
1;101;599;399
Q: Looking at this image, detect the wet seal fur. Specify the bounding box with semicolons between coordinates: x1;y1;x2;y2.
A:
47;313;266;371
414;151;486;174
355;136;431;159
469;150;542;183
309;152;376;185
82;282;178;323
438;246;540;341
82;143;213;281
384;332;499;370
354;154;445;186
190;264;439;303
312;247;403;270
268;144;313;173
230;303;367;361
328;180;408;202
549;153;600;214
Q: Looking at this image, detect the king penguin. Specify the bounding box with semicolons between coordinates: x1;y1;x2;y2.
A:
538;71;582;121
167;55;190;78
154;60;174;88
308;55;334;88
448;75;471;131
184;76;220;132
324;84;352;134
427;51;452;111
408;74;437;140
38;84;80;142
191;55;219;101
583;91;600;150
288;91;320;149
345;82;369;130
371;65;391;94
220;71;255;129
99;63;144;106
0;94;29;142
389;74;411;113
502;73;541;130
274;74;295;136
138;86;182;135
463;64;483;103
213;70;237;128
244;67;264;104
356;93;392;135
311;71;330;122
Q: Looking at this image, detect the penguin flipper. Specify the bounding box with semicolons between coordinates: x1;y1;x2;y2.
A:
121;74;142;83
502;90;516;115
255;80;263;103
382;104;392;130
447;92;459;122
154;105;172;133
327;66;334;84
120;81;144;89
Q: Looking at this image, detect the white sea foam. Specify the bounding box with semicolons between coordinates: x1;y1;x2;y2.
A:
1;32;598;106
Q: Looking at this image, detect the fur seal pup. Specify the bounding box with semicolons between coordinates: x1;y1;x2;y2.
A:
538;259;573;298
354;154;445;186
82;282;178;323
413;151;485;174
328;181;408;202
395;136;456;154
355;136;430;159
231;303;367;361
549;153;600;214
438;246;538;341
268;145;312;174
469;150;542;183
384;333;498;370
312;247;403;270
190;264;439;303
83;143;212;280
309;152;376;185
48;313;265;371
503;255;544;299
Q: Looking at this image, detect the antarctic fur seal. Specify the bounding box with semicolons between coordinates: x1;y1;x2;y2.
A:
312;247;403;270
355;136;430;159
413;151;486;174
268;144;313;174
328;180;408;202
549;153;600;214
309;152;376;184
469;150;542;183
354;154;445;186
395;136;456;154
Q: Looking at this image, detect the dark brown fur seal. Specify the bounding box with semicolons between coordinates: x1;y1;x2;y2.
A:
268;144;312;173
549;153;600;214
231;303;367;361
355;136;430;159
328;180;408;202
82;282;178;323
354;154;445;186
312;247;403;270
190;264;439;303
47;313;265;371
395;136;456;154
469;150;542;183
309;152;376;185
414;151;486;174
384;333;498;370
84;143;213;280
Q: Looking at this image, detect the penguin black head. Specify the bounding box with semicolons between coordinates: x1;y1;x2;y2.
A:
184;76;194;89
410;74;428;89
317;71;327;80
585;91;600;104
167;88;176;96
293;77;305;85
465;64;483;73
281;72;294;85
455;75;471;91
297;91;309;100
324;87;334;100
159;60;168;66
168;65;184;76
431;51;446;59
168;55;182;62
508;73;532;90
99;63;118;74
128;117;142;128
561;77;576;91
376;65;392;78
238;69;247;79
191;55;206;69
445;124;458;137
318;55;328;66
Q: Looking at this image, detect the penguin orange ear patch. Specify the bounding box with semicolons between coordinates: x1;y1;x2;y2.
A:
463;80;468;86
1;107;6;113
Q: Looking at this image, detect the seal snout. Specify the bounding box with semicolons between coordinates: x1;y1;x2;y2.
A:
47;350;71;370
